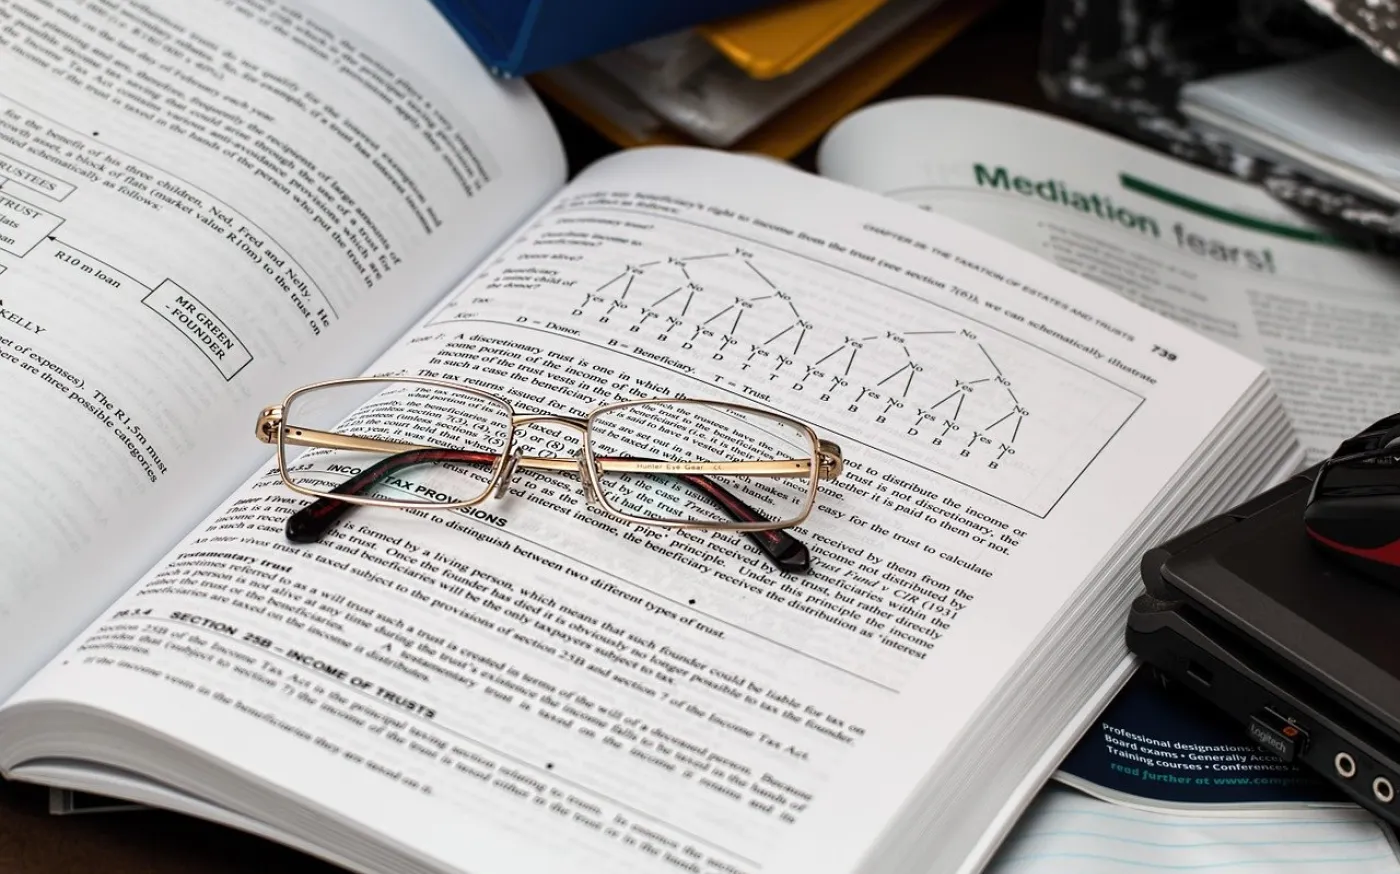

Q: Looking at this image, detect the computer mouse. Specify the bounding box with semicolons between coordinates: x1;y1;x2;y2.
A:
1304;413;1400;580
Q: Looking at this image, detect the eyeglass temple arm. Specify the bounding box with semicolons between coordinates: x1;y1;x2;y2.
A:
284;447;812;573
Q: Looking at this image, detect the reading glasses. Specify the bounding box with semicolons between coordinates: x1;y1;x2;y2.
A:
256;376;843;573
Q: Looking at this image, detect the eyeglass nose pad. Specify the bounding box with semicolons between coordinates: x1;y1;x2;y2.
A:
492;448;525;500
575;452;600;506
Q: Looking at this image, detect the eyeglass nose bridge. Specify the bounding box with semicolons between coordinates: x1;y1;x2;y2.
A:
503;413;600;504
510;413;589;431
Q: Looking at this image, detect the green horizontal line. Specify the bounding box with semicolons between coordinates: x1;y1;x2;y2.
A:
1119;173;1357;248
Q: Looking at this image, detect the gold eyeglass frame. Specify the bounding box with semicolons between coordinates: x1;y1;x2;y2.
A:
256;375;844;532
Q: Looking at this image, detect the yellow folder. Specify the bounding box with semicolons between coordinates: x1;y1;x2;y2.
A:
699;0;891;80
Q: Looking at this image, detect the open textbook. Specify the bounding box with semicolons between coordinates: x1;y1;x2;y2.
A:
819;97;1400;463
0;3;1300;874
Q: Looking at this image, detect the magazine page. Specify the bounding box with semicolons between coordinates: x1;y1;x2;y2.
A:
0;0;565;697
4;147;1268;874
1054;669;1340;811
818;96;1400;463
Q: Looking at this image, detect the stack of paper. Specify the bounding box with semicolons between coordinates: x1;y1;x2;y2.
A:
1180;48;1400;207
532;0;994;158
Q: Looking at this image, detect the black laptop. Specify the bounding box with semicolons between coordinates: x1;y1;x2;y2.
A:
1127;465;1400;825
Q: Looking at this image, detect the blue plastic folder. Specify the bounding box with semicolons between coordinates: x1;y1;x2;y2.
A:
428;0;782;77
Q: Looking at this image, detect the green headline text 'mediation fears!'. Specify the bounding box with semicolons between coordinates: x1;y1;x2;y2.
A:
973;164;1157;237
972;164;1278;274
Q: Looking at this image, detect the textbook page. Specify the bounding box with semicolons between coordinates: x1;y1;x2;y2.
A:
983;787;1400;874
0;0;564;696
5;147;1266;874
819;96;1400;462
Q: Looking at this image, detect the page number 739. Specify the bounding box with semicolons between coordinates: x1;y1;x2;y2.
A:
1152;345;1178;362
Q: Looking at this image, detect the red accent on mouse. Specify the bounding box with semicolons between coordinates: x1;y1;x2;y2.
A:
1304;413;1400;581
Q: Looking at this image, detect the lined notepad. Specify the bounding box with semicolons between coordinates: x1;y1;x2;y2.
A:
988;788;1400;873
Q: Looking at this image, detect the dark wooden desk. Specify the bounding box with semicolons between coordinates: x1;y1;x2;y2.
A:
0;782;340;873
0;4;1050;871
